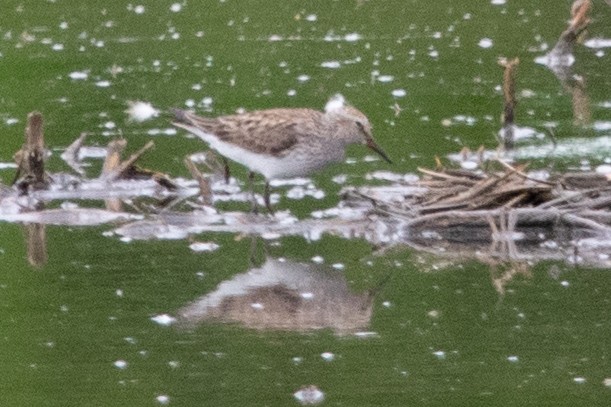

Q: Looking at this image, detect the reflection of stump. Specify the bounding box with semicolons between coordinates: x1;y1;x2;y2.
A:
13;112;49;191
25;223;48;268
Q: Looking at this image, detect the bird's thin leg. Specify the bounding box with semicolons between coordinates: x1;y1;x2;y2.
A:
264;181;274;215
222;157;231;184
248;171;258;214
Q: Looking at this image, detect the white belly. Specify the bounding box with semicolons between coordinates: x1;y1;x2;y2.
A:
189;127;340;180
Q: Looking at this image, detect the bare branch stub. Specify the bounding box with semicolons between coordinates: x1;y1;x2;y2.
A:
12;111;49;191
184;157;213;205
497;57;520;149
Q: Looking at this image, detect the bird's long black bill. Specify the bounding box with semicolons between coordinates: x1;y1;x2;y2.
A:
366;139;392;164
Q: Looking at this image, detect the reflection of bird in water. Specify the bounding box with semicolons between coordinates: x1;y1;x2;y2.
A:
177;257;374;334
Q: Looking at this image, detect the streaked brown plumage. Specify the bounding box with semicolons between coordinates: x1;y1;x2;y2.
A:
172;95;391;212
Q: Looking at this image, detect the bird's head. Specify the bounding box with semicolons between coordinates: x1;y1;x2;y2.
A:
324;94;392;164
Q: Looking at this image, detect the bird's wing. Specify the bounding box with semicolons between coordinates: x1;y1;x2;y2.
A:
174;108;323;157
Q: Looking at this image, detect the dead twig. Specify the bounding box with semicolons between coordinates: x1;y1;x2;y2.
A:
184;157;213;205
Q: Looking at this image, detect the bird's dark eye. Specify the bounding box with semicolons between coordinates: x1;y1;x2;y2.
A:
356;121;365;131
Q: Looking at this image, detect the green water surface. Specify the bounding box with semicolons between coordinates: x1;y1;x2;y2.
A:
1;1;610;406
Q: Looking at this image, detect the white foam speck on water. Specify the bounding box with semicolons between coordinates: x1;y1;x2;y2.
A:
593;121;611;131
95;80;111;87
294;386;324;405
268;34;283;42
497;124;543;142
269;177;312;187
514;136;611;161
102;121;116;129
604;378;611;388
150;314;176;326
320;60;341;69
305;14;317;22
491;0;506;5
297;74;310;82
433;350;446;359
449;115;478;126
4;118;19;126
507;355;519;363
354;331;379;338
0;162;18;169
311;256;324;264
147;128;177;136
320;352;335;362
392;89;407;97
170;3;182;12
344;33;361;42
125;101;160;122
52;43;64;51
116;289;124;297
189;242;220;252
573;377;586;384
377;75;394;83
155;395;170;405
113;360;128;369
478;38;493;48
596;164;611;174
560;280;570;287
332;174;347;184
583;38;611;49
312;190;325;199
286;186;305;200
332;263;345;270
132;5;146;14
69;71;88;80
365;171;417;183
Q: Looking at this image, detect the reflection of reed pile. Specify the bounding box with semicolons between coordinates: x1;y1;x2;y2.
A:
374;160;611;243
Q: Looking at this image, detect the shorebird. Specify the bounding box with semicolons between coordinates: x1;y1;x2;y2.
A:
172;94;391;212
